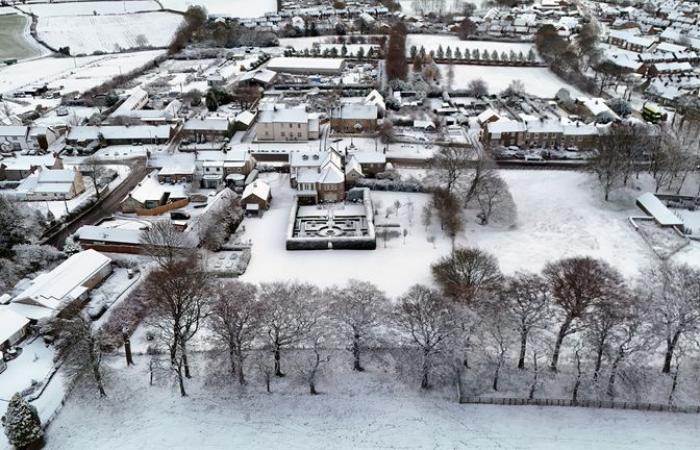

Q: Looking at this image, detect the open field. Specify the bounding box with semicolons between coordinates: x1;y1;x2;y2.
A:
36;12;183;55
19;1;161;16
238;170;693;296
437;64;583;97
0;13;43;60
159;0;277;17
38;355;700;450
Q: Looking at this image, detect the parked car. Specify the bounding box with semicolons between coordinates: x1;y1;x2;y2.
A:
2;347;22;361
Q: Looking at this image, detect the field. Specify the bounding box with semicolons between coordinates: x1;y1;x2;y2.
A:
438;64;583;98
35;12;183;54
237;170;691;297
18;1;161;16
0;13;43;60
38;355;700;450
159;0;278;17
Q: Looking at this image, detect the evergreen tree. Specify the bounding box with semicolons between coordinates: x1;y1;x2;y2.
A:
501;51;508;61
491;50;499;61
482;49;489;60
2;393;44;450
410;45;418;59
357;46;365;60
205;91;219;112
454;48;462;59
518;50;525;62
472;48;480;60
341;44;347;56
445;47;452;60
528;48;536;62
437;45;445;59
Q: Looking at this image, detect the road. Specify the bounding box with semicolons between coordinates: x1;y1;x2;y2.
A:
44;160;149;248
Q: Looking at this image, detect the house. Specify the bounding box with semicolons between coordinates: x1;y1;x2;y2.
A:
349;151;386;176
482;119;527;148
477;109;501;126
256;106;319;142
0;154;63;181
11;250;112;321
234;110;257;130
110;87;149;118
0;126;30;151
345;156;364;186
195;150;257;188
574;97;620;123
266;57;346;75
291;150;345;204
157;162;196;183
67;125;174;146
237;69;278;88
241;180;272;215
12;167;85;201
607;30;656;53
331;103;378;133
0;308;31;350
120;171;188;213
183;118;230;143
76;225;147;255
29;126;62;151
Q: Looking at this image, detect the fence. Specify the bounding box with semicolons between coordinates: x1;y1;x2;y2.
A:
134;198;189;216
460;396;700;414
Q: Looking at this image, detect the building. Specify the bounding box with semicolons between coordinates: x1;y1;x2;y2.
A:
331;103;378;133
348;151;386;176
291;150;345;204
0;126;30;152
157;162;196;183
121;171;189;213
0;154;63;181
182;118;230;143
29;126;62;151
12;167;85;201
636;192;684;228
482;119;527;147
195;150;257;189
240;180;272;215
607;29;656;53
256;106;319;142
67;125;175;146
0;308;31;350
11;250;112;321
76;225;147;255
236;69;278;88
266;57;346;75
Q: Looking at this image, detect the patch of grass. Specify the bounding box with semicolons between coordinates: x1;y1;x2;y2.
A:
0;14;42;60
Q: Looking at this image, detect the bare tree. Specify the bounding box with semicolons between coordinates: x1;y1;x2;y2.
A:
431;247;502;304
82;156;107;200
467;78;488;97
543;257;623;372
327;280;388;372
474;172;511;225
140;221;194;270
606;301;652;399
394;285;459;389
499;272;550;369
479;300;512;392
209;280;262;385
584;289;630;381
259;281;320;377
53;314;108;397
431;147;471;195
143;258;210;396
643;263;700;373
296;332;331;395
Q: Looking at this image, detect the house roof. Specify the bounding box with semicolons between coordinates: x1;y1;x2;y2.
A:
76;225;144;245
128;171;188;204
12;250;111;311
351;151;386;164
184;118;230;132
37;169;75;184
0;308;30;345
242;181;271;201
258;108;308;124
337;103;378;120
0;126;29;137
267;57;345;73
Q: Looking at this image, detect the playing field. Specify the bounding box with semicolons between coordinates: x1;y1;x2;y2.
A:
0;14;42;60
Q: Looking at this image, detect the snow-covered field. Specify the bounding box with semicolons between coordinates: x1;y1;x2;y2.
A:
438;64;582;98
19;1;161;16
39;355;700;450
399;0;475;15
159;0;277;17
238;170;679;296
0;50;164;96
36;12;182;54
406;34;537;58
0;12;45;60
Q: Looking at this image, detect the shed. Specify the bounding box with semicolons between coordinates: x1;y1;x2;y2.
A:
636;192;684;227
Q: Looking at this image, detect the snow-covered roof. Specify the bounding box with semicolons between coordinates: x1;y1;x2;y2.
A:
351;151;386;164
235;110;257;126
0;154;57;172
318;162;344;184
266;57;345;73
12;250;111;311
76;225;144;245
184;118;230;132
258;107;308;124
0;126;28;137
37;169;75;184
337;103;378;120
0;308;30;345
637;192;684;227
290;152;324;167
477;108;500;124
242;180;271;201
237;69;277;84
128;171;188;203
487;119;526;134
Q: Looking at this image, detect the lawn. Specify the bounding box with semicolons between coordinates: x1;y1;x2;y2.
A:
38;354;700;450
0;14;43;61
237;170;693;297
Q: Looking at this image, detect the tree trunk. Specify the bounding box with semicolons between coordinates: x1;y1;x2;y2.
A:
593;341;605;382
236;351;245;385
607;350;623;399
421;349;431;390
492;360;501;392
177;366;187;397
352;331;363;372
182;343;191;379
517;328;528;370
229;348;236;377
93;361;107;398
550;317;572;372
662;332;680;374
274;345;284;377
123;330;133;366
572;350;582;404
668;364;680;406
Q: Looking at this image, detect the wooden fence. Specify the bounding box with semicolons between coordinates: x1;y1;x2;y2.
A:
460;396;700;414
135;198;189;216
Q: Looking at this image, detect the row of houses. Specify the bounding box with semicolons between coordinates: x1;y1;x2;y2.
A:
481;116;600;149
0;125;62;152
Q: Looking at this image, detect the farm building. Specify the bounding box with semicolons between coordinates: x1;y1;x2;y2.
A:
266;57;346;75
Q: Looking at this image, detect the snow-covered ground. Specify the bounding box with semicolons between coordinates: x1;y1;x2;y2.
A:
238;170;681;296
399;0;476;16
0;50;164;96
159;0;277;17
36;12;182;54
406;34;537;59
19;1;161;16
39;354;700;450
438;64;583;98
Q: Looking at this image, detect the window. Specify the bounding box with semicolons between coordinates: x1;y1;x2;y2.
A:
297;123;301;129
298;132;302;138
